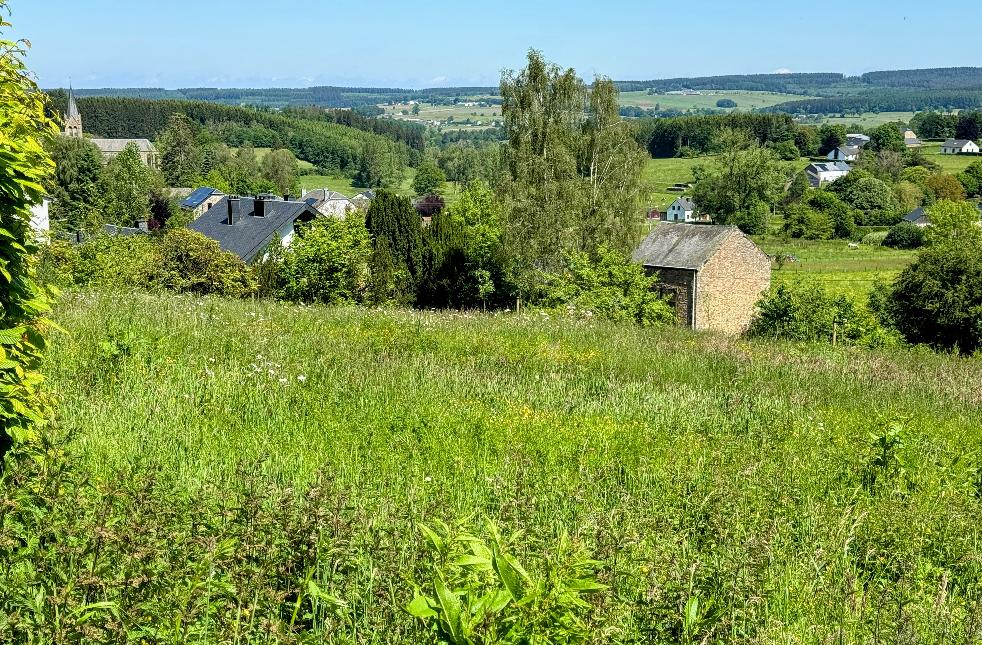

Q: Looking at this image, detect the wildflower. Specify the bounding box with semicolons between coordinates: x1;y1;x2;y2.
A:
279;378;288;385
297;375;307;383
424;476;432;483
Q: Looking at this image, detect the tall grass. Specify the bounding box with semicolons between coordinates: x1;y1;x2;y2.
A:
4;290;982;642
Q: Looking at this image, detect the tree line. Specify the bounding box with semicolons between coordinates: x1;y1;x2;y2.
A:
638;113;800;158
764;90;982;115
46;93;416;177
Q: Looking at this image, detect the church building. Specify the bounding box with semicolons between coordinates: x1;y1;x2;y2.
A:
63;87;160;169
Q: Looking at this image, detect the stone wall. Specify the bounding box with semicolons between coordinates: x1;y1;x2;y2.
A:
645;266;696;327
695;232;771;334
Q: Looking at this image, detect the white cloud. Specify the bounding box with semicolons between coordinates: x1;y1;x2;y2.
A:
774;67;793;75
428;75;448;86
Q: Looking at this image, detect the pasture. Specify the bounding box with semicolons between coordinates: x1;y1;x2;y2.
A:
16;289;982;642
618;90;816;112
382;101;502;130
810;112;918;128
920;142;980;173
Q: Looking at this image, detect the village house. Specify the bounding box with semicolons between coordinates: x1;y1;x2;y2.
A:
827;145;860;161
846;133;870;148
301;189;356;218
189;194;319;263
665;197;698;222
904;207;930;227
351;189;375;209
179;187;226;217
941;139;980;155
805;161;851;187
62;87;159;168
900;126;922;148
632;223;771;335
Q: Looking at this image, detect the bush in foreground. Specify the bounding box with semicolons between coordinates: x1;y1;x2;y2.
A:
882;221;925;249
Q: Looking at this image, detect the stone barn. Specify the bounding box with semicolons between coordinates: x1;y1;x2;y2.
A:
632;223;771;334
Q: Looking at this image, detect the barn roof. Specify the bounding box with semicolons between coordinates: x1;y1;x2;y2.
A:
632;223;737;271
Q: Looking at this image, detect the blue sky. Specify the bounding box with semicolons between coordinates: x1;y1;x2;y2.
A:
10;0;982;89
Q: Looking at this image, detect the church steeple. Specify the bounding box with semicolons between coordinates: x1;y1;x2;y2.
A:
64;84;83;138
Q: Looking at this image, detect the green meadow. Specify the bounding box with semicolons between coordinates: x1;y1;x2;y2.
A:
16;289;980;642
618;90;816;112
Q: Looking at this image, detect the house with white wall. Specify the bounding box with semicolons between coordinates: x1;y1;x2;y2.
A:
189;195;319;263
827;146;860;161
941;139;980;155
666;197;697;222
805;162;851;188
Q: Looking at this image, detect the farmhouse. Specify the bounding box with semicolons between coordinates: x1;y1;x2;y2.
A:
180;187;225;217
62;87;159;168
900;127;922;148
805;161;851;187
827;146;860;161
190;194;319;263
352;189;376;209
941;139;979;154
302;189;356;218
665;197;698;222
632;223;771;335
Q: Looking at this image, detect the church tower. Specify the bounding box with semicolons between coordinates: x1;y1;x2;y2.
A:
64;85;83;138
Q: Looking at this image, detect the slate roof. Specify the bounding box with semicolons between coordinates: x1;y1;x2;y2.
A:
189;196;318;263
632;223;737;271
832;146;860;157
671;197;695;211
180;187;220;209
807;161;851;174
943;139;975;148
302;189;353;206
90;138;157;153
904;207;927;223
66;86;80;120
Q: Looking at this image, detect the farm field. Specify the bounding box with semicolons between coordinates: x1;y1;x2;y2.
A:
756;237;915;299
382;100;502;130
920;142;980;173
29;290;982;641
619;90;817;111
808;111;918;128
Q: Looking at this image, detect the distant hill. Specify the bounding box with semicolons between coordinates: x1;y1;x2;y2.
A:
56;67;982;114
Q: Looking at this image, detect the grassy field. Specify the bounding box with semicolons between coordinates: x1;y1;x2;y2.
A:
920;142;981;174
756;237;915;299
382;101;502;130
807;112;918;128
16;290;982;641
618;90;816;112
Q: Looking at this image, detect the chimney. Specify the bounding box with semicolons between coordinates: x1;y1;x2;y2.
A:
255;193;275;218
283;193;293;202
137;219;149;232
226;196;241;225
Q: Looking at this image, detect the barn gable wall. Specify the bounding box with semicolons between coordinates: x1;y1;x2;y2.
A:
695;232;771;334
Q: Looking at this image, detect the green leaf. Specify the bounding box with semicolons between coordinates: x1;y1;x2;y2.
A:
433;573;465;644
565;578;608;593
405;595;437;619
452;554;492;570
492;550;529;602
0;327;25;345
419;523;445;554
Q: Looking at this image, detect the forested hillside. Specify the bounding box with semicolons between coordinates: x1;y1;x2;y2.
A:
763;90;982;115
616;72;845;94
46;93;418;174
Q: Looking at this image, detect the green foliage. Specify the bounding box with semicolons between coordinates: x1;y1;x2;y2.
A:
818;123;846;155
366;189;424;304
260;148;299;195
0;12;57;454
541;246;676;327
924;173;967;202
923;199;982;245
883;221;926;249
749;282;892;346
715;98;737;108
910;111;958;139
278;214;372;305
354;137;405;188
157;113;203;187
413;159;446;195
768;139;800;161
41;230;256;298
692;130;787;232
868;123;906;153
43;135;104;232
828;171;900;226
407;520;605;644
99;143;156;226
807;190;856;238
783;203;834;240
501;53;645;288
861;231;888;246
642;112;798;158
888;237;982;353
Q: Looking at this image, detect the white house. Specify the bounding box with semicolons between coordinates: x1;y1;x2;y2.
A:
941;139;980;155
827;146;860;161
846;134;870;148
301;189;356;218
805;162;851;188
666;197;697;222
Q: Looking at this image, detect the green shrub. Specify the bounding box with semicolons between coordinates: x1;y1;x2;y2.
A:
782;204;834;240
542;246;675;327
749;282;892;346
156;228;257;298
882;221;925;249
888;238;982;353
278;215;372;305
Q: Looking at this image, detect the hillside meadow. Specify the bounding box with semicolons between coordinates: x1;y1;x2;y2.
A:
7;289;981;642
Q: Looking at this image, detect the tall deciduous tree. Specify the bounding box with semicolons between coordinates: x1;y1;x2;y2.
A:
100;143;155;226
158;113;202;188
818;124;846;155
261;148;298;195
868;123;906;153
692;129;786;232
500;50;645;290
0;4;58;455
413;159;446;195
